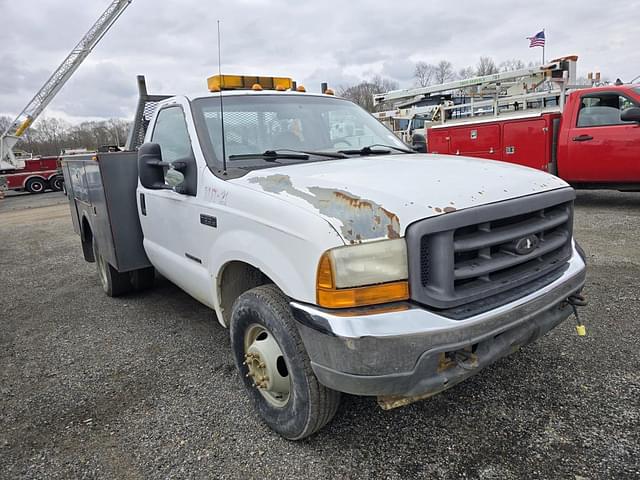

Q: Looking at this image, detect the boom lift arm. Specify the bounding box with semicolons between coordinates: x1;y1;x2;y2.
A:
373;56;578;126
0;0;133;170
373;56;577;105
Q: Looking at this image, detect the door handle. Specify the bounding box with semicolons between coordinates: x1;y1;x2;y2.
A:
572;134;593;142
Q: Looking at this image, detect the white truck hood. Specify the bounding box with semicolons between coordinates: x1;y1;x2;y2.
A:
231;154;569;244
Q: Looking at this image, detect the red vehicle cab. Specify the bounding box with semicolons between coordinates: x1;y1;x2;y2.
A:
557;85;640;187
427;85;640;191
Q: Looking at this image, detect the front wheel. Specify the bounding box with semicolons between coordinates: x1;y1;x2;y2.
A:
230;284;340;440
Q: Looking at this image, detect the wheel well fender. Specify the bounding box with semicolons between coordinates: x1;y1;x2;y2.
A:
80;215;95;262
216;261;275;327
209;229;314;327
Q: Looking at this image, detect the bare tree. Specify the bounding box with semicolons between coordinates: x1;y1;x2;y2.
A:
433;60;455;84
476;56;498;76
499;59;526;72
457;66;476;80
338;76;399;112
414;62;435;87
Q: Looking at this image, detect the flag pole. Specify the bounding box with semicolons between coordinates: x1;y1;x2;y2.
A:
542;28;545;64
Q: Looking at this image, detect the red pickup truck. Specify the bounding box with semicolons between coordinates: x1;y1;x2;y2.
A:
427;84;640;190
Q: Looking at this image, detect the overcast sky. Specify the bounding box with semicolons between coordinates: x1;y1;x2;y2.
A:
1;0;638;123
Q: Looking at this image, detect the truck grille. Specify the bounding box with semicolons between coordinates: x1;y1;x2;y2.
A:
406;188;575;311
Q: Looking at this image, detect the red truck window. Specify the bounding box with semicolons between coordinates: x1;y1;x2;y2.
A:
576;93;638;128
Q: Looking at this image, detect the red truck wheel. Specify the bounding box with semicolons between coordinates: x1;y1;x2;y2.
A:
25;177;46;194
49;176;64;192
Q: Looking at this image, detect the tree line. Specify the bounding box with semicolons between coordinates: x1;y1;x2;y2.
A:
0;116;131;157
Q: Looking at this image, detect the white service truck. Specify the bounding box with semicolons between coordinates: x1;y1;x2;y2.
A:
62;74;587;440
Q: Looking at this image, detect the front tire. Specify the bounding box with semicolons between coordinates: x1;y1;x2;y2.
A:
230;284;340;440
92;237;132;297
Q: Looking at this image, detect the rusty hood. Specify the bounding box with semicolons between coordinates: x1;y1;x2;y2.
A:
231;154;569;244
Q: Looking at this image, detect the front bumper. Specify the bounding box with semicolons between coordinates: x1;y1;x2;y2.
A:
291;250;586;398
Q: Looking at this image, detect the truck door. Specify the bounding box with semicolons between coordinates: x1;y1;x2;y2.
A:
138;103;212;305
563;91;640;183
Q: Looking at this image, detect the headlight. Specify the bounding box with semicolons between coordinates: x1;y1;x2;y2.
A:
316;238;409;308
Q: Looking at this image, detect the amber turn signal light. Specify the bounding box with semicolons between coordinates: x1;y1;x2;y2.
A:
316;251;409;308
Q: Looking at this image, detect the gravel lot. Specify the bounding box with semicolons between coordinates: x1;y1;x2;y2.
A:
1;190;639;479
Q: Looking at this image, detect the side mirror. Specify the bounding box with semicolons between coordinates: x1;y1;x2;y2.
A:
165;167;185;188
138;143;168;190
621;107;640;123
138;143;197;195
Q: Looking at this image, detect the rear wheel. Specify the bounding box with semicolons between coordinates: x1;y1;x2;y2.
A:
230;284;340;440
25;177;46;194
49;175;64;192
93;237;132;297
130;267;155;291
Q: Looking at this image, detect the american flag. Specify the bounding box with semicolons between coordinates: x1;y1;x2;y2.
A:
527;30;545;48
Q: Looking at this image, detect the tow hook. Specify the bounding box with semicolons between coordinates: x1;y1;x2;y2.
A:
567;293;588;336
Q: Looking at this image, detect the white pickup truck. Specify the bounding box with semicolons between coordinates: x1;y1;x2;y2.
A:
62;75;587;440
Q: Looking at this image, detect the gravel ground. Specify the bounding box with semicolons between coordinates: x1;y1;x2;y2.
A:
1;190;639;479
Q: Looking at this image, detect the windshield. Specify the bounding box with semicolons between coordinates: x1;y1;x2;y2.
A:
191;94;407;174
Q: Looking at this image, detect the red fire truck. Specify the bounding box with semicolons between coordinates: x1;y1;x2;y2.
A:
0;156;64;193
374;56;640;191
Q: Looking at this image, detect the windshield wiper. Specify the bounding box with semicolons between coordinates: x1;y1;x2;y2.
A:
338;144;414;155
228;149;348;162
277;149;348;159
228;150;309;162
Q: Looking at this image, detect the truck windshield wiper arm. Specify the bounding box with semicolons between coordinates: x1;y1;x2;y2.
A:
228;150;309;162
337;144;414;156
228;149;348;162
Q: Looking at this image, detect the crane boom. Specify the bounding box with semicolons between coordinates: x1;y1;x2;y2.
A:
0;0;133;170
373;56;578;106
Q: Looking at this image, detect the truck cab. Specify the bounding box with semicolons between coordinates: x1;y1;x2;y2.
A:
557;84;640;188
63;75;587;439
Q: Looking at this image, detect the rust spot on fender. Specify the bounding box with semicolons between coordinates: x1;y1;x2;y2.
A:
248;174;401;242
443;206;457;213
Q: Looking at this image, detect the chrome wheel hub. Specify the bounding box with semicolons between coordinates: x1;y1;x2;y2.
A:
244;324;290;407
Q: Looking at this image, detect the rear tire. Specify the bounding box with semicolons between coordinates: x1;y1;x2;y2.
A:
49;175;64;192
130;267;155;291
92;237;132;297
230;284;340;440
25;177;46;194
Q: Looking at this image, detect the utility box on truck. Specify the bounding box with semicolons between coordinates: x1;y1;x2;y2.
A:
62;153;153;295
428;112;562;172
